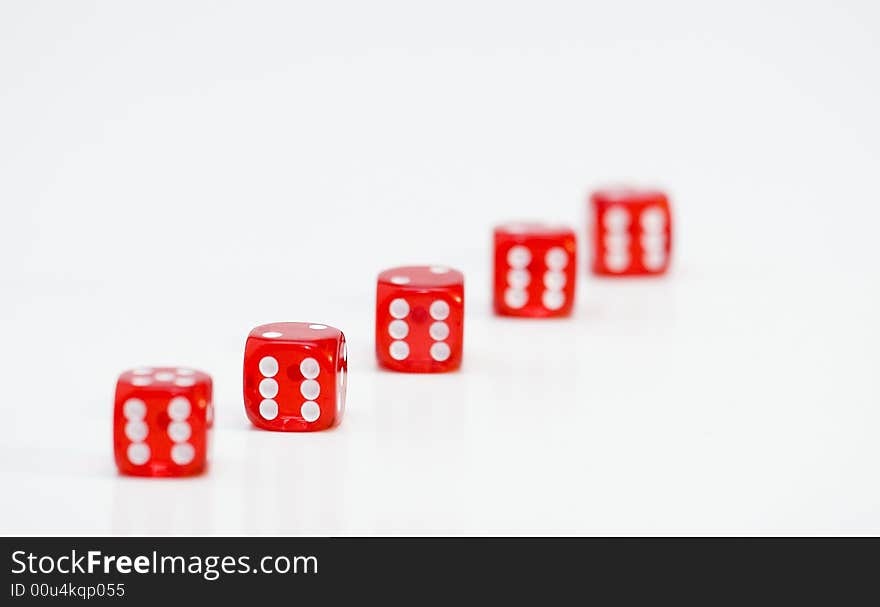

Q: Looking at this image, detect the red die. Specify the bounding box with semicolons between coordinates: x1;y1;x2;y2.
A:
590;188;673;276
376;265;464;373
243;322;347;432
113;367;213;477
493;222;577;317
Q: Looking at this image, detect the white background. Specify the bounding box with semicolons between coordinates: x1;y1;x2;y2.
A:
1;1;878;535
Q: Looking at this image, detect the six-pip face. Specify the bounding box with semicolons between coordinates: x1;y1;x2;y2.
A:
243;322;347;432
493;222;577;318
113;367;213;477
590;188;673;276
376;265;464;373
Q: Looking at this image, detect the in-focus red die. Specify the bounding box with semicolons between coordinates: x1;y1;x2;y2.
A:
376;265;464;373
493;222;577;317
243;322;347;432
590;188;673;276
113;367;213;477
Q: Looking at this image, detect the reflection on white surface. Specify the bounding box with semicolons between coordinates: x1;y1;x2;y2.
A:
1;268;880;534
112;477;215;535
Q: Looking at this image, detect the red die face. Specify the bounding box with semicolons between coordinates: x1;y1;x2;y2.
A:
113;367;212;477
493;222;577;317
243;322;347;432
590;188;672;276
376;265;464;373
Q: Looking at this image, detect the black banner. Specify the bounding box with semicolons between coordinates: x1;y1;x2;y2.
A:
1;537;877;603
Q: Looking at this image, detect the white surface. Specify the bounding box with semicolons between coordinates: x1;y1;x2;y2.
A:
1;1;879;535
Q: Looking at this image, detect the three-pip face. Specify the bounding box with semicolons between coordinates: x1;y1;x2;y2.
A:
376;265;464;373
493;222;577;317
590;188;673;276
113;367;213;477
243;322;347;432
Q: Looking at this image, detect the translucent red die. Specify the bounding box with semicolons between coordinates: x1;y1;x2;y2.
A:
243;322;347;432
590;188;673;276
376;265;464;373
493;222;577;317
113;367;213;477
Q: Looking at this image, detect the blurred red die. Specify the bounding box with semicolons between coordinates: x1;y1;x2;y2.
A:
113;367;212;477
493;222;577;317
590;188;672;276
